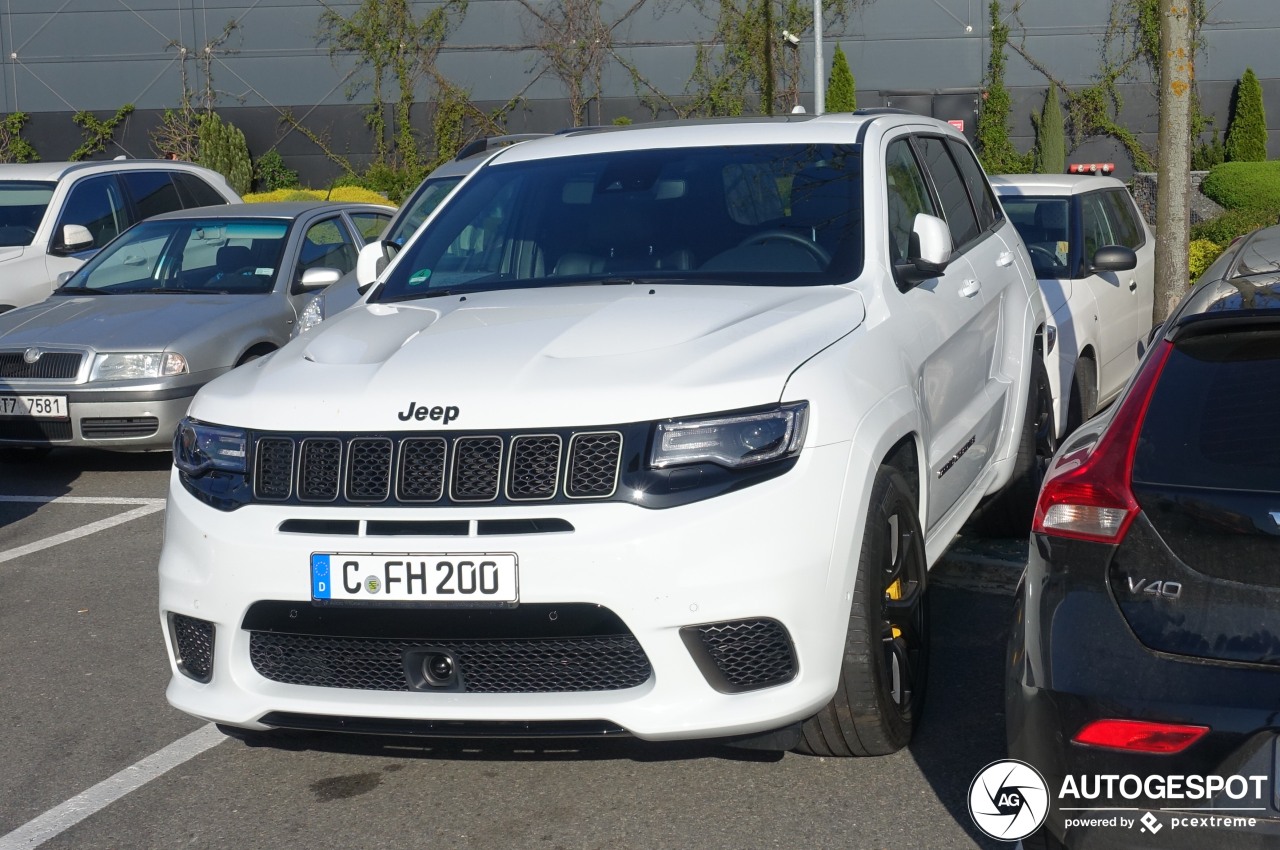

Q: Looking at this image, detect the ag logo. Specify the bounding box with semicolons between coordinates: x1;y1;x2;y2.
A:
968;759;1050;841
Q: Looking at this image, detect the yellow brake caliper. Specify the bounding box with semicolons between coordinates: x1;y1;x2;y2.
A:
886;579;903;639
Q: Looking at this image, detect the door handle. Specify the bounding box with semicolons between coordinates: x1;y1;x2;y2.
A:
959;279;982;298
996;252;1015;268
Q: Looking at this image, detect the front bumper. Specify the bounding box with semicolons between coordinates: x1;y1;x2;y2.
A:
0;384;200;450
160;441;867;741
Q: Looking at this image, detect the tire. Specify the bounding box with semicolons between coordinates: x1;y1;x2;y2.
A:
1064;355;1097;435
796;465;929;757
973;352;1056;538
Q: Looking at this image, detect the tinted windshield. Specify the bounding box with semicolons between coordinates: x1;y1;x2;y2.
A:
0;181;55;247
386;176;464;246
374;144;863;302
1001;196;1072;279
58;218;289;295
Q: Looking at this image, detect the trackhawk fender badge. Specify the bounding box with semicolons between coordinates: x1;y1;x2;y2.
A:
398;402;460;424
937;435;976;479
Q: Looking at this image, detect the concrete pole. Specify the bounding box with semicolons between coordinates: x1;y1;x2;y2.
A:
813;0;825;115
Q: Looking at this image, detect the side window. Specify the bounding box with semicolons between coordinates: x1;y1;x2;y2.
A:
296;217;359;281
916;136;981;250
173;172;229;208
1102;189;1144;249
1081;193;1116;261
84;230;168;289
884;139;937;262
945;138;1001;230
350;212;390;242
122;172;182;221
56;175;127;251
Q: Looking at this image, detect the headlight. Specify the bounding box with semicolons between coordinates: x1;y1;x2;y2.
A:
90;352;188;381
294;293;325;337
173;418;247;476
651;403;808;469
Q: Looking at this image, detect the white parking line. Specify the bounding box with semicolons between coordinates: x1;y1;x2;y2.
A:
0;496;166;565
0;724;225;850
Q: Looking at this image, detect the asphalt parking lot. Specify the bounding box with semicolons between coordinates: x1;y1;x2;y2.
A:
1;450;1024;850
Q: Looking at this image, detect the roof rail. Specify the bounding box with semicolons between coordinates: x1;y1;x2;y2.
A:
454;133;550;161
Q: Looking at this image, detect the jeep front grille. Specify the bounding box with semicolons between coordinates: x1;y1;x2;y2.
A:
250;429;623;506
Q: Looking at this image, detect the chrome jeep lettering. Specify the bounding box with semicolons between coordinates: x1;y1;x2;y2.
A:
397;402;460;424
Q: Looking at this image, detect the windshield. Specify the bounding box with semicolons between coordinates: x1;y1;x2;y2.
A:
1001;196;1072;279
57;218;289;295
386;176;464;246
0;181;55;247
374;144;863;302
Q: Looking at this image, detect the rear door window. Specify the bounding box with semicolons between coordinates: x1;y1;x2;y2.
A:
121;171;182;221
945;138;1001;231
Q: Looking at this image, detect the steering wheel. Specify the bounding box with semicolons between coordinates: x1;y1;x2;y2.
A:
1027;244;1064;270
738;229;831;266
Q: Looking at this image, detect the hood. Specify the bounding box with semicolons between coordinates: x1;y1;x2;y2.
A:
0;294;270;351
191;284;864;431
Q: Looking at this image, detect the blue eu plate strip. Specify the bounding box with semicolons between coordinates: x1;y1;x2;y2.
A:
311;554;331;599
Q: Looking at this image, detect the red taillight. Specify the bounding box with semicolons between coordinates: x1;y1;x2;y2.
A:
1033;341;1174;543
1073;719;1209;754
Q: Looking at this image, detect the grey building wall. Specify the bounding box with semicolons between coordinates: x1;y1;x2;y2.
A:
0;1;1276;184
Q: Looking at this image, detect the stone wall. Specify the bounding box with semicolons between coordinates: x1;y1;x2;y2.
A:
1131;171;1225;228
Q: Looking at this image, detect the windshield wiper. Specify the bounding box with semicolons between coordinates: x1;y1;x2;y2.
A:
54;286;105;295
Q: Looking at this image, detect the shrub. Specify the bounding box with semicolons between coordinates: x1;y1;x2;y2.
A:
1191;132;1225;171
254;149;299;192
827;44;857;112
1199;161;1280;212
1188;239;1224;280
243;186;393;206
1225;68;1268;163
198;113;253;196
1190;207;1277;244
1032;85;1065;175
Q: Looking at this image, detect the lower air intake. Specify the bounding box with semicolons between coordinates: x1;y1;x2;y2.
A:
681;618;797;693
171;613;215;683
249;632;652;693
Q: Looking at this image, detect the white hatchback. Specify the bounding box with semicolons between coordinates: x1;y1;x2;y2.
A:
991;174;1155;433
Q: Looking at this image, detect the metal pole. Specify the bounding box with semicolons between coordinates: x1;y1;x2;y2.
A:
813;0;824;114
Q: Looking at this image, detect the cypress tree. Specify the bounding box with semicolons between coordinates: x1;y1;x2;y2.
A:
1225;68;1268;162
1033;84;1066;174
198;113;253;197
827;44;857;112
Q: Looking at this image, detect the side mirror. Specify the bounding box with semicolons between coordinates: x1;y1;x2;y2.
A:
893;213;953;288
55;270;75;287
58;224;94;253
298;267;341;291
1090;245;1137;273
355;240;400;293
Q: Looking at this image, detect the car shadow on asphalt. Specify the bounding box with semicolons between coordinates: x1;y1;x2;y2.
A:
0;448;170;531
908;584;1017;850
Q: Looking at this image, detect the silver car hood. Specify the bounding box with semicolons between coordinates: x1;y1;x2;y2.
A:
0;294;272;352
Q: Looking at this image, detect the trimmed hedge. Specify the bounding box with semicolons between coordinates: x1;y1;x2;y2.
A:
1190;206;1277;244
1199;160;1280;212
243;187;393;206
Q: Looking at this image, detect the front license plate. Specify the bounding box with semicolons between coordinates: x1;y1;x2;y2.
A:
0;394;68;419
311;552;518;604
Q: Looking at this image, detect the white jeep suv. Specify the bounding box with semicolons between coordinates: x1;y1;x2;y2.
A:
160;113;1048;755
